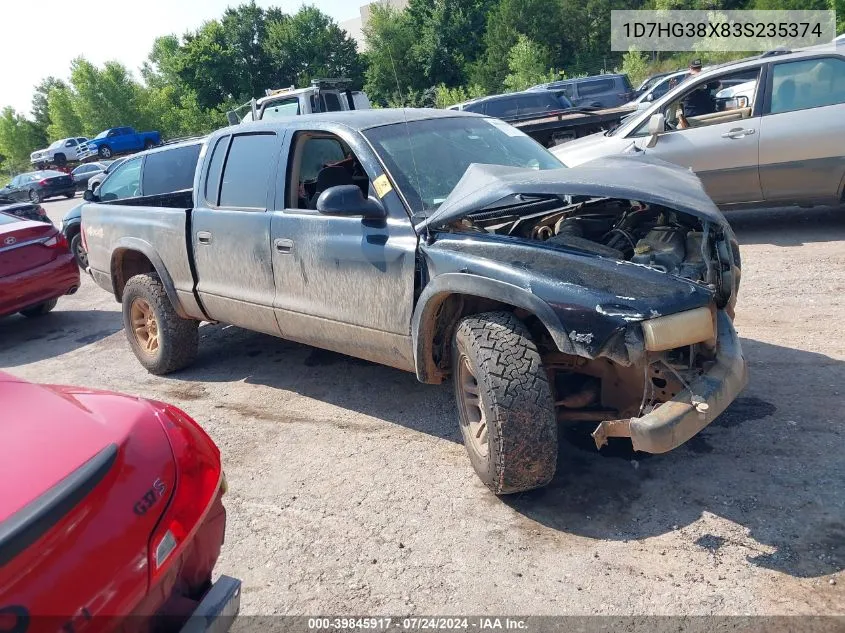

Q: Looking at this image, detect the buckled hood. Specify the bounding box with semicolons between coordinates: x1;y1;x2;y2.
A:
416;155;728;232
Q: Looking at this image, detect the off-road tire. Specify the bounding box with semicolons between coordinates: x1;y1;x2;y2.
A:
122;273;198;375
452;311;558;495
98;145;112;159
20;298;58;318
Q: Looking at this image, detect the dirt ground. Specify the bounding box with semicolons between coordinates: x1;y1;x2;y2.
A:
2;196;843;616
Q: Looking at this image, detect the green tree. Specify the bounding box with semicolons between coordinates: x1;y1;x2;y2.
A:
363;5;427;105
265;6;364;88
503;36;558;92
46;84;84;139
619;49;650;88
0;107;44;172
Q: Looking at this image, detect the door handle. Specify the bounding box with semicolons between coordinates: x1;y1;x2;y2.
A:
722;128;755;139
197;231;213;245
274;238;294;254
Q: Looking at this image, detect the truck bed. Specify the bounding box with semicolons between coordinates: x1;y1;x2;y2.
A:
512;105;637;146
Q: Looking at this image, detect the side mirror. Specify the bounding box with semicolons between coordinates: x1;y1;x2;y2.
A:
316;185;386;218
83;189;97;202
646;113;666;148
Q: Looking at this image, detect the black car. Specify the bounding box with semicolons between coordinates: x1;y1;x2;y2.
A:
71;162;109;190
450;90;573;122
0;196;51;224
0;170;76;203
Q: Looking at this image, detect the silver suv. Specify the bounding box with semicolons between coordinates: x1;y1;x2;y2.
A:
552;48;845;209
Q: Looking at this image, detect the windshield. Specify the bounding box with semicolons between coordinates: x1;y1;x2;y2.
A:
364;117;563;213
48;140;63;149
94;130;109;139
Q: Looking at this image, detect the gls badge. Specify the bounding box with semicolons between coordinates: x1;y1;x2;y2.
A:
133;478;167;516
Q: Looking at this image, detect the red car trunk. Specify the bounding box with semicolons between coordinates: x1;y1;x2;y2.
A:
0;374;226;632
0;220;61;276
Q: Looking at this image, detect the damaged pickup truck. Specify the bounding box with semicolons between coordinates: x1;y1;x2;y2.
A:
82;110;747;494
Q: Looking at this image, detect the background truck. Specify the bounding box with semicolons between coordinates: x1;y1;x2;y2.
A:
29;136;89;168
78;126;162;160
82;109;745;496
226;78;371;124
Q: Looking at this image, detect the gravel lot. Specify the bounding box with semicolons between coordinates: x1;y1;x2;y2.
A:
2;195;843;616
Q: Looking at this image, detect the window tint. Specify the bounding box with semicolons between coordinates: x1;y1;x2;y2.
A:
463;102;486;114
204;136;229;205
98;157;142;201
578;78;616;96
323;92;342;112
0;213;20;226
66;139;77;147
517;94;557;115
770;57;845;115
299;138;347;181
218;134;276;209
261;99;299;119
485;98;519;118
142;144;202;196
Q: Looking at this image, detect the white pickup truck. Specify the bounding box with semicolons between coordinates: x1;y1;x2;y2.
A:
30;137;89;167
226;78;371;124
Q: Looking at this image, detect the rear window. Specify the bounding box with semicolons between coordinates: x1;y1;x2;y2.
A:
323;92;342;112
142;144;202;196
517;94;557;115
0;213;20;225
577;78;616;96
218;134;277;209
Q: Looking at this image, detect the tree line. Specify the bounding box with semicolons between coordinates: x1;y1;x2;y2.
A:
1;0;842;175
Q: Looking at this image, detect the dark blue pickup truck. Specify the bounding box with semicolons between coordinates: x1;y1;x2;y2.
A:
78;127;161;160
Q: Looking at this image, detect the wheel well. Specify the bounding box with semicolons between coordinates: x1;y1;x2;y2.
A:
111;249;155;300
418;293;555;383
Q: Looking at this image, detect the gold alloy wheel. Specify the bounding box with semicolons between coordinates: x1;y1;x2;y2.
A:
457;355;489;459
131;298;160;355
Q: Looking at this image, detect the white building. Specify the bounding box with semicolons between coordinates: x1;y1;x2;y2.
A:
340;0;409;51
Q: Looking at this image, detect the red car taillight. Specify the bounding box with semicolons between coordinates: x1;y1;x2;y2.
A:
150;405;222;584
43;233;68;249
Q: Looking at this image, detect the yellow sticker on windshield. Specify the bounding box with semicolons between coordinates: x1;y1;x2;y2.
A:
373;174;393;198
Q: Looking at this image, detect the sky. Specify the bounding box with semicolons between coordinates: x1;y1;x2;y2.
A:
2;0;361;117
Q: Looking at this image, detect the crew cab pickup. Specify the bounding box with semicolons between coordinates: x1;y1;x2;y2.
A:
78;127;162;160
82;110;747;495
30;137;89;167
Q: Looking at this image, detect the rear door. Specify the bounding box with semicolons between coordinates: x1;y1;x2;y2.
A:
758;55;845;204
191;131;283;335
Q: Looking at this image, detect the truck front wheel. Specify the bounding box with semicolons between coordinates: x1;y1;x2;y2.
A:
122;273;198;375
452;311;558;495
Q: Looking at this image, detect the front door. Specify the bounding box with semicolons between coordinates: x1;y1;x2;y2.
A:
269;129;418;371
191;131;283;335
632;66;765;205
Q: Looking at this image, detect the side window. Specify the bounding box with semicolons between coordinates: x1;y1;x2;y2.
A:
517;94;557;116
204;136;230;205
578;78;616;97
485;98;519;118
261;98;300;119
770;57;845;115
463;102;486;114
323;92;342;112
289;134;369;210
65;139;77;147
98;157;142;201
142;144;202;196
218;134;277;209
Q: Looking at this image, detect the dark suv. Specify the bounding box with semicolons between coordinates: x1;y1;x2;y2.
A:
530;74;634;109
450;91;572;121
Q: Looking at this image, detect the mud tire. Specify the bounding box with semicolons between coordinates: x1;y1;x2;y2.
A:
122;273;198;375
452;311;558;495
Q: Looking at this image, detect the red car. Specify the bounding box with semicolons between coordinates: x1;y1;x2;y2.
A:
0;373;240;633
0;212;80;318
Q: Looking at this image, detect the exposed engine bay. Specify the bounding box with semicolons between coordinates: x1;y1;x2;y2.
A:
449;195;740;309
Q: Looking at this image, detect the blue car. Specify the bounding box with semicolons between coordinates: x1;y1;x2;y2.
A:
78;127;161;160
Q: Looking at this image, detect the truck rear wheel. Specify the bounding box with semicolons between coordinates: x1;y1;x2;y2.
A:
144;139;156;150
452;311;558;495
98;145;112;159
122;273;198;375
